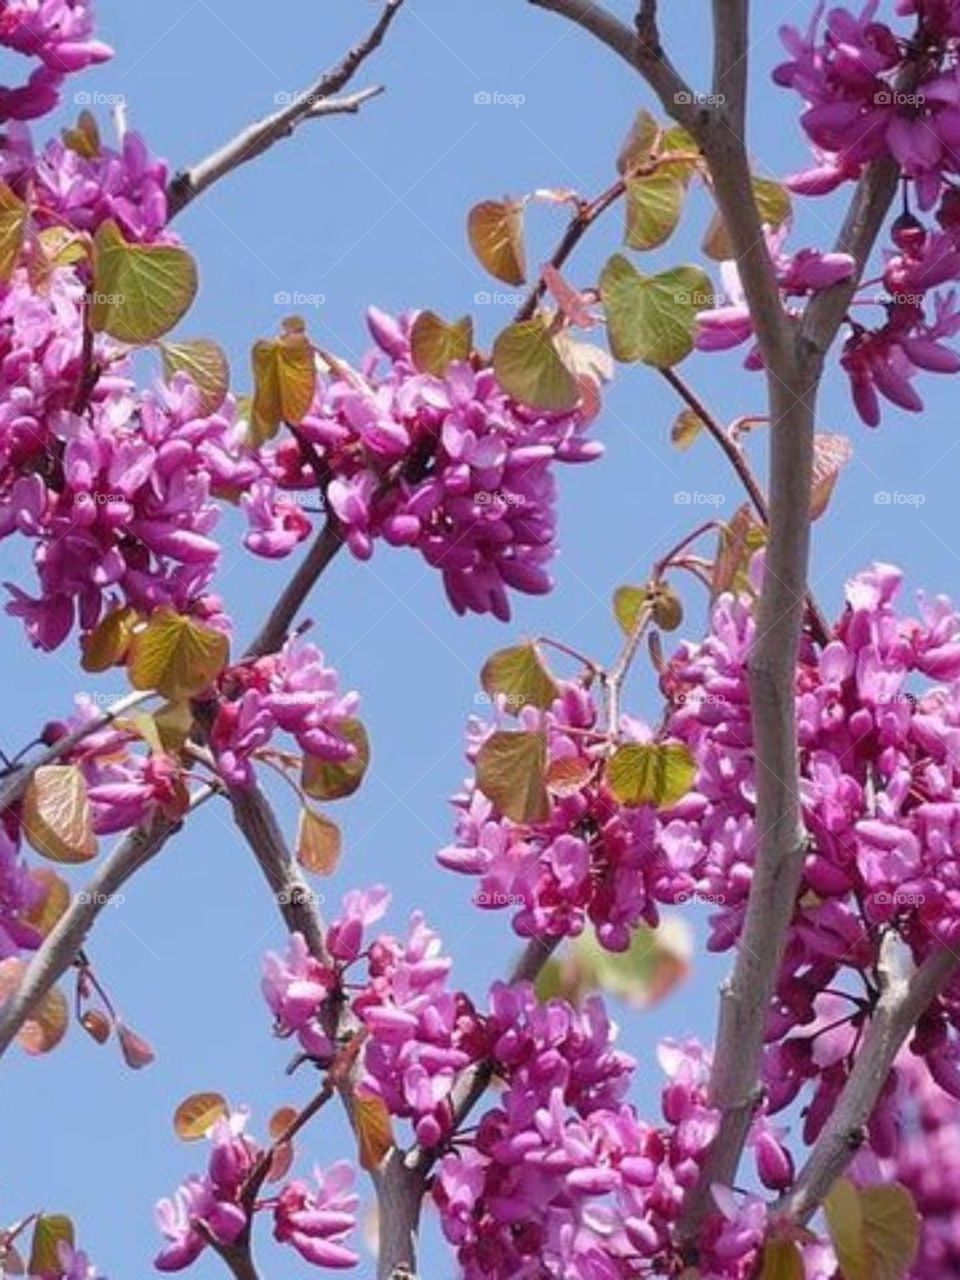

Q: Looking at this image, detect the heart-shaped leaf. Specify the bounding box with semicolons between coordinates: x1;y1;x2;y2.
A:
81;603;140;673
127;607;229;701
468;199;526;285
616;108;660;175
810;432;853;521
301;719;370;802
625;171;685;250
23;765;97;864
297;808;342;875
493;320;578;410
249;319;317;446
824;1178;920;1280
605;742;696;809
160;338;230;415
480;642;559;713
90;219;198;344
476;730;550;823
600;254;711;367
410;310;473;376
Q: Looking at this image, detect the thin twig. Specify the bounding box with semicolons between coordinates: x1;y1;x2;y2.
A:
245;520;344;661
167;0;406;216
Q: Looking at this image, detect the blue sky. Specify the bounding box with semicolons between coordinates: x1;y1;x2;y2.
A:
4;2;960;1277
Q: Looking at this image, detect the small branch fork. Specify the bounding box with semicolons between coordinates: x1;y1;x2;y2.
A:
167;0;406;217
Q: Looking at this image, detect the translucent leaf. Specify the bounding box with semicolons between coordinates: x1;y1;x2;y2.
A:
480;643;559;713
711;504;766;599
410;311;473;376
301;719;370;801
355;1092;395;1172
605;742;696;809
600;255;711;367
28;1216;75;1277
492;320;578;411
154;701;195;754
545;756;593;797
703;177;792;261
810;433;853;521
249;323;317;446
580;917;692;1008
671;408;703;450
613;585;649;636
616;108;660;175
475;731;550;824
269;1106;299;1140
23;765;97;864
160;339;230;415
467;199;526;285
127;607;229;701
62;109;100;158
90;219;197;344
174;1091;229;1140
824;1178;920;1280
625;171;685;251
297;808;342;875
80;603;140;673
0;182;27;283
758;1240;805;1280
18;983;68;1055
23;867;70;937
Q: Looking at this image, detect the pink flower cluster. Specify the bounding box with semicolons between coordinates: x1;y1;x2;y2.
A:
211;637;360;788
154;1106;360;1272
0;0;111;123
439;683;695;951
250;308;603;621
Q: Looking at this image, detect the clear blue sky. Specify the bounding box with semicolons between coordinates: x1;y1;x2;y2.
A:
4;3;959;1277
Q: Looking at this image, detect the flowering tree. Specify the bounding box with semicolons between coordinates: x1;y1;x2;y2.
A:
4;0;960;1277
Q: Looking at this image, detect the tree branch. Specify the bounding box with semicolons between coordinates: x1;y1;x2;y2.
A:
244;519;344;661
712;0;749;140
167;0;406;217
228;783;328;961
0;789;213;1060
784;942;960;1224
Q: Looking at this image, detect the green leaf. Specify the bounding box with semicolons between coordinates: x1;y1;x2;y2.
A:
410;310;473;376
671;407;703;450
625;171;685;250
80;603;141;673
492;320;579;411
0;182;27;283
468;199;526;285
28;1216;75;1277
90;219;197;344
480;642;559;713
616;108;660;175
301;719;370;801
650;583;683;631
475;730;550;824
160;338;230;415
127;607;229;701
23;766;98;865
711;503;766;599
297;807;342;875
703;177;792;261
249;319;317;446
600;254;711;367
536;917;692;1010
758;1240;805;1280
824;1178;920;1280
613;585;649;636
657;124;701;184
606;742;696;809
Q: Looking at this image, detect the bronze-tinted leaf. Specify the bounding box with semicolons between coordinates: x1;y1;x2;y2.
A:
174;1091;229;1140
475;730;550;823
22;765;97;864
468;199;526;285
